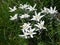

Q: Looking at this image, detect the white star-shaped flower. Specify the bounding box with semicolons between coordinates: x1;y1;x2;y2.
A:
26;4;37;11
19;4;30;9
48;7;58;14
9;6;17;12
19;30;29;39
35;21;46;29
10;14;18;20
19;28;36;39
31;11;44;22
27;28;36;38
41;7;49;14
20;23;31;30
19;14;30;19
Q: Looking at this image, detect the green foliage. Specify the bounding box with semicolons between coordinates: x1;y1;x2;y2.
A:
0;0;60;45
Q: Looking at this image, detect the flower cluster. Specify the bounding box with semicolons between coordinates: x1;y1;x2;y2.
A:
9;3;58;39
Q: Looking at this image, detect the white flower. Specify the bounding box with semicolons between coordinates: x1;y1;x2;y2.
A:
19;30;29;39
26;4;37;11
41;7;49;14
48;7;58;14
31;11;44;22
19;4;30;9
27;28;36;38
20;23;31;30
9;6;17;12
10;14;18;20
41;7;58;14
19;28;36;39
20;14;30;19
35;21;46;29
19;3;37;11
